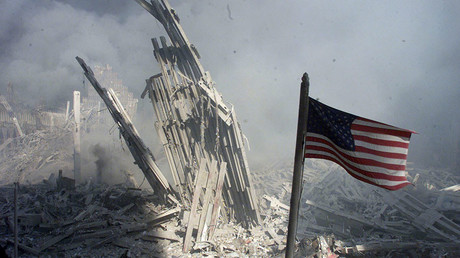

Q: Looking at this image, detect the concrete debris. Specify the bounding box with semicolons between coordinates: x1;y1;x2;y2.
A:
1;136;459;257
263;194;290;211
0;128;73;186
251;159;460;257
441;184;460;192
0;179;290;257
0;182;178;256
56;169;75;191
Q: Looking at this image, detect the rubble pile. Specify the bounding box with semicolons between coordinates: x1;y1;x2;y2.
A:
253;159;460;257
0;148;458;257
0;181;177;256
0;128;73;185
252;159;293;198
0;179;291;257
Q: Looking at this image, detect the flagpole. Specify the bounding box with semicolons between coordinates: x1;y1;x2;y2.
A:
286;73;310;257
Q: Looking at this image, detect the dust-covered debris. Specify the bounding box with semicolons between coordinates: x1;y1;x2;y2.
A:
0;128;73;186
1;136;460;257
0;182;177;257
252;159;460;257
0;180;285;257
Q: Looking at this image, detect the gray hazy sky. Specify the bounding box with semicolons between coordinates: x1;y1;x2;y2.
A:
1;0;459;171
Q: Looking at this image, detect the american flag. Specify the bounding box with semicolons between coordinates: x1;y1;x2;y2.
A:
305;98;414;190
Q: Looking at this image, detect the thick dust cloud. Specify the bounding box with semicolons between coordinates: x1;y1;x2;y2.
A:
1;0;459;172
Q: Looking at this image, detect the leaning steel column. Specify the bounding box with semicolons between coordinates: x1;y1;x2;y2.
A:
286;73;310;257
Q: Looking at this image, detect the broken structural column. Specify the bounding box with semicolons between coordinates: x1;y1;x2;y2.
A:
75;56;179;205
135;0;261;227
73;91;81;184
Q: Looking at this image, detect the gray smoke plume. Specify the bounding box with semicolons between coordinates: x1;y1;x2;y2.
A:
92;143;109;184
1;0;459;172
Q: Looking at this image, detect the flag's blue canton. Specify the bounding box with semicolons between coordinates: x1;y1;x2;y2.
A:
307;98;357;151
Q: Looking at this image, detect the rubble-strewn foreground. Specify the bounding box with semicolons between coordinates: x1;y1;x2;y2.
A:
254;159;460;257
0;128;73;186
0;136;459;257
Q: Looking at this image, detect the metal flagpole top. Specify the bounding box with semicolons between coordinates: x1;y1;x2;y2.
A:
302;72;309;84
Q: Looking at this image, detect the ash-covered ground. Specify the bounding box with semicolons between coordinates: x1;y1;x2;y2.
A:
0;127;459;257
0;126;288;257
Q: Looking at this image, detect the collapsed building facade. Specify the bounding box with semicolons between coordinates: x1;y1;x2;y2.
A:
77;0;260;251
0;83;67;144
135;0;261;227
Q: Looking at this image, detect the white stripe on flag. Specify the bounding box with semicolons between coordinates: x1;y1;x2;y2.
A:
305;149;410;187
307;140;407;165
353;140;409;155
306;133;407;176
353;119;412;135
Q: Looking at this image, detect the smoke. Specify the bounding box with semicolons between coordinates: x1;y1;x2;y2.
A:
84;130;147;186
92;143;109;183
1;0;459;172
0;0;157;109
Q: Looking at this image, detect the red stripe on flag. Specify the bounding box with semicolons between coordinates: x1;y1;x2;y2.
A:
306;137;407;171
358;117;417;134
355;146;407;159
352;124;412;138
353;135;409;148
304;153;411;190
306;144;407;179
346;170;412;190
